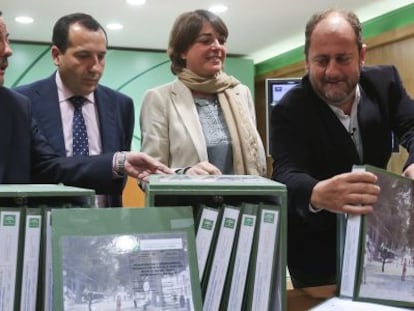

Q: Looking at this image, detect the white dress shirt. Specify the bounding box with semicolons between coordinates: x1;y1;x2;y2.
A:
55;72;106;207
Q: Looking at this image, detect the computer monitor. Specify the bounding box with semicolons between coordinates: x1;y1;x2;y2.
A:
265;78;301;155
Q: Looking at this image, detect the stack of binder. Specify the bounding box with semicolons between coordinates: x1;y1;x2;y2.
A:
145;174;287;310
0;184;95;311
0;177;287;310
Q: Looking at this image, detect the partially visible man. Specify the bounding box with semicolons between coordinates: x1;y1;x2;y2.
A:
14;13;134;207
0;11;172;195
271;8;414;288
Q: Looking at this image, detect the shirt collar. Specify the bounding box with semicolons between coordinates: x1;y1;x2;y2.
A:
55;71;95;104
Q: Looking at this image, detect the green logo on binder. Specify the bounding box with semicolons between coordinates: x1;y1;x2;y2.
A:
28;218;40;228
263;212;275;224
224;217;235;229
244;216;254;226
3;214;16;226
201;219;214;230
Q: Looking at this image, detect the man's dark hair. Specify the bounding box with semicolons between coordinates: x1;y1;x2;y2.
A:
52;13;107;53
304;8;363;58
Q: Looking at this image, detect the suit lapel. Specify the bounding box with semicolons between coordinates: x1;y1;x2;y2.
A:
95;87;117;152
171;81;208;160
34;77;66;155
357;87;389;163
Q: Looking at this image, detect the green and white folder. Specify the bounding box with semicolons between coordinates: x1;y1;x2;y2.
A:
195;205;220;281
19;208;42;311
0;208;23;311
202;204;241;310
223;202;258;311
39;208;53;311
245;202;284;311
339;165;414;308
51;207;202;311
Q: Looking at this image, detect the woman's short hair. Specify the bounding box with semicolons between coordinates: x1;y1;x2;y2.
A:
167;9;228;75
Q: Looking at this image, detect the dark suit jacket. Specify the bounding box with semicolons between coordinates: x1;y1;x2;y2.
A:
270;65;414;286
0;87;118;194
14;74;135;206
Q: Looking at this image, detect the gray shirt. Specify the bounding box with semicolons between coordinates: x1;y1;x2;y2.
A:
195;97;234;174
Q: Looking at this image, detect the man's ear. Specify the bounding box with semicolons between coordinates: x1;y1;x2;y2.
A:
359;43;367;66
51;45;61;67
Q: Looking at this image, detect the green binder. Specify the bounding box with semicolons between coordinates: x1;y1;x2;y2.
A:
223;202;258;311
39;208;53;311
245;202;284;311
51;207;202;310
18;208;42;311
0;208;24;311
195;205;221;282
339;165;414;308
202;204;241;310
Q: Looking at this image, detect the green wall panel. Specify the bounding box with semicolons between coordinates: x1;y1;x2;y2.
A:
5;43;254;151
6;43;53;86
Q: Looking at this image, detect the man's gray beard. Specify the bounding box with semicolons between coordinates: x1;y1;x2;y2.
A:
326;97;348;108
321;90;356;108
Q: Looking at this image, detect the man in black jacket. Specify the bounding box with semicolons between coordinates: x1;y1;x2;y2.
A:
271;9;414;287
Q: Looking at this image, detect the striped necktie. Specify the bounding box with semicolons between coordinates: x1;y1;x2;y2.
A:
69;96;89;156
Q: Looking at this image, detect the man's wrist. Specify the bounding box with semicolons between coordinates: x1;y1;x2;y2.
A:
113;151;127;176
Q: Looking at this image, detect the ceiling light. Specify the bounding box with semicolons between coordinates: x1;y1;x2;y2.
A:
126;0;146;5
209;4;228;13
15;16;34;24
107;23;124;30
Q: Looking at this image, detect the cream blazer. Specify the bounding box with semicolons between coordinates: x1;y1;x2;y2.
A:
140;79;266;172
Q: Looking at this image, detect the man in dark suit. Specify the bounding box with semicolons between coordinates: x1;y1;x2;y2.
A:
271;8;414;288
14;13;134;207
0;11;171;195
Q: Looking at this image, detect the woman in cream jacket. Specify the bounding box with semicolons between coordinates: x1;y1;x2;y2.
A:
140;9;266;176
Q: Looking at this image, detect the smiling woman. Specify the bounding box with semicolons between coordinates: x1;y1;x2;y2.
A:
140;9;266;178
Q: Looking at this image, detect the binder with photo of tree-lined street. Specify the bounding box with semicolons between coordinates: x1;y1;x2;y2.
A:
340;165;414;308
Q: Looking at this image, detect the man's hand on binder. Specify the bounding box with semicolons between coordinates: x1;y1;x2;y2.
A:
124;152;174;182
310;171;380;215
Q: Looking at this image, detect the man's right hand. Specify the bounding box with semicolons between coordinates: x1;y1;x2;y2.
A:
125;152;174;182
310;171;380;214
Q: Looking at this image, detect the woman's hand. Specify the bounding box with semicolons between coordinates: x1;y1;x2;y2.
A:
185;161;222;175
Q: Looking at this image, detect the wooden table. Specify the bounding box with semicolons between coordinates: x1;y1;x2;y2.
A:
287;285;336;310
